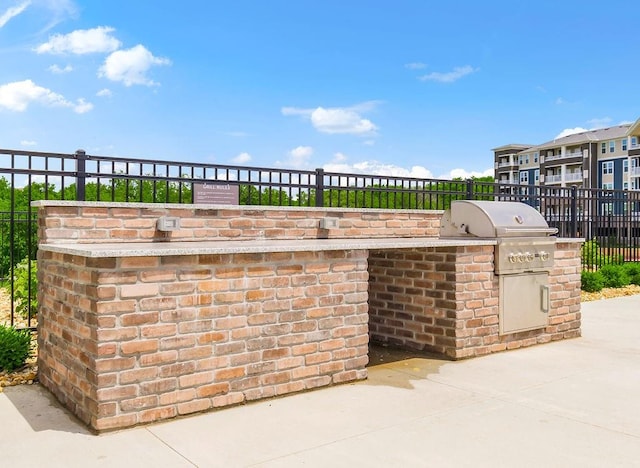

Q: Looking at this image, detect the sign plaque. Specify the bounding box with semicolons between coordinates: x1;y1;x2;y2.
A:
193;182;239;205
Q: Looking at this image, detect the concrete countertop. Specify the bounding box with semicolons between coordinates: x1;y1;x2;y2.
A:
38;237;498;258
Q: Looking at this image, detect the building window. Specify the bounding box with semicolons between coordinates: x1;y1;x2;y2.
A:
632;136;638;147
534;152;538;163
602;161;613;175
609;141;615;152
525;154;529;164
602;182;613;190
519;156;523;165
624;160;629;173
519;171;529;184
601;142;606;154
534;169;539;183
622;139;628;151
624;182;629;190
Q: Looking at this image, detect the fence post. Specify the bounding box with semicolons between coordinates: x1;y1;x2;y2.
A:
315;168;324;207
570;185;578;238
75;149;87;201
466;178;474;200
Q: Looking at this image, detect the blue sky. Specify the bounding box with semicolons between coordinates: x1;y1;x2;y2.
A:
1;0;639;180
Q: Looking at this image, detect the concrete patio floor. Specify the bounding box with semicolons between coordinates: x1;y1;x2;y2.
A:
1;295;639;467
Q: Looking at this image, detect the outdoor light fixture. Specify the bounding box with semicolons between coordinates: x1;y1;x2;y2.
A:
156;216;181;232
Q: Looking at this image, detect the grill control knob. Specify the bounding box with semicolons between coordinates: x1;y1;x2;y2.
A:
508;253;516;263
517;253;524;263
539;251;549;261
525;252;534;262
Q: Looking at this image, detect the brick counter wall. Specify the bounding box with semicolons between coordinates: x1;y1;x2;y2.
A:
35;201;582;431
35;203;442;244
368;242;581;359
37;248;369;431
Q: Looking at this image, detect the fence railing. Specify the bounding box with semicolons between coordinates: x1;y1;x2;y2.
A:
2;148;640;328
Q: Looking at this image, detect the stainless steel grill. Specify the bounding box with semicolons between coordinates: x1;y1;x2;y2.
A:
440;200;558;334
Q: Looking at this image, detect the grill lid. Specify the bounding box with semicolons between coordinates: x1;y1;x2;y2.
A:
440;200;558;238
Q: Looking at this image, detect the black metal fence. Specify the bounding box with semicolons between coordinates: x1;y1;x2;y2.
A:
1;148;639;328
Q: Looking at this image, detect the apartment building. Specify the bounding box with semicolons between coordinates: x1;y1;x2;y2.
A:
494;118;640;192
493;119;640;239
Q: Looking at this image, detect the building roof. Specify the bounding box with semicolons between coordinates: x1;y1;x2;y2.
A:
627;117;640;137
525;124;632;152
491;143;533;152
493;117;640;156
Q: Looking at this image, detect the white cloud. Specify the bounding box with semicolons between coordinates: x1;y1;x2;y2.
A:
37;0;78;34
322;159;493;181
419;65;478;83
405;62;427;70
0;79;92;113
289;145;313;165
0;0;30;28
98;44;171;86
312;108;377;134
35;26;121;54
274;145;314;169
282;101;379;135
555;127;588;139
281;107;306;117
20;139;37;146
232;152;252;164
555;97;565;105
48;64;73;74
332;152;347;163
555;117;622;139
447;168;494;180
96;88;112;97
586;117;612;128
73;98;93;113
226;131;249;137
363;139;375;146
323;160;435;179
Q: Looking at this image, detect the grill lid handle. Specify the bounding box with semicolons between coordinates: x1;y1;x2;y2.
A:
495;226;558;236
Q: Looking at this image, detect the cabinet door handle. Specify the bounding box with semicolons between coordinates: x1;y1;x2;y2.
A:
541;285;550;313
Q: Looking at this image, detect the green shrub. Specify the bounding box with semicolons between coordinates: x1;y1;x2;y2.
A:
581;239;624;267
581;270;605;292
0;325;32;372
622;263;640;286
12;258;38;319
581;239;600;266
599;264;630;288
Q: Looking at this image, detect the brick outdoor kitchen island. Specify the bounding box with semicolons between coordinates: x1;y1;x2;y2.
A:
33;202;582;431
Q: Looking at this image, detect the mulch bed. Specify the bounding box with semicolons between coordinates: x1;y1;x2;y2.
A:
580;284;640;302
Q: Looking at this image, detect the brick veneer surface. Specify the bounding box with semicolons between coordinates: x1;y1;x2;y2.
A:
35;203;582;431
369;242;581;359
37;249;369;431
37;204;442;244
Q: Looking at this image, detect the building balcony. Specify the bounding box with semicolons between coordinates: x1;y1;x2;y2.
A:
498;161;517;168
565;172;583;182
631;166;640;176
544;151;583;162
545;174;562;183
